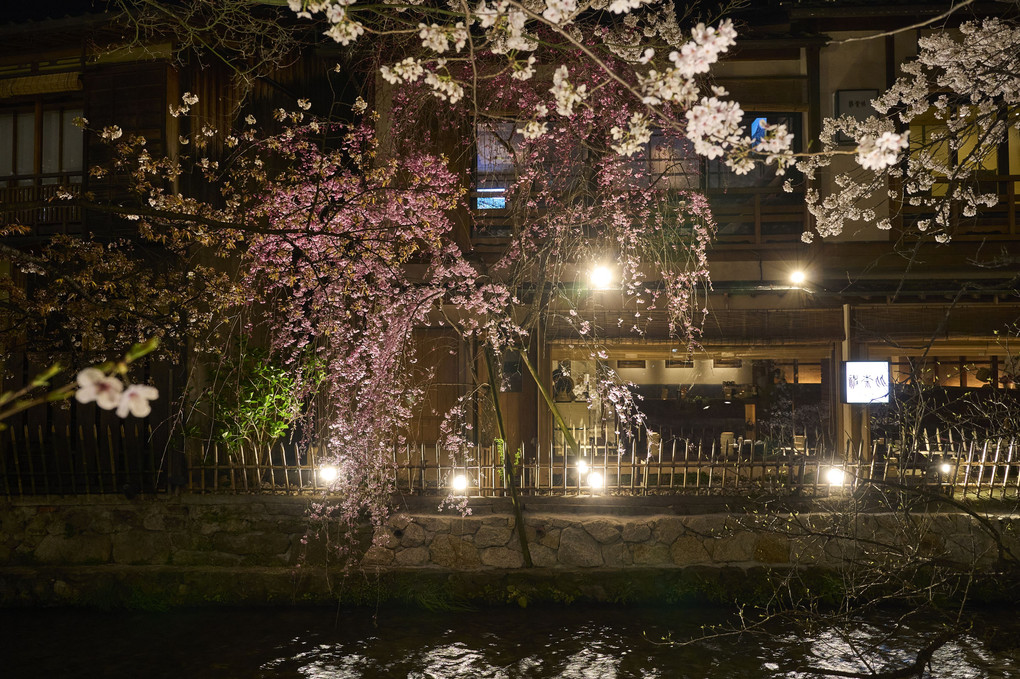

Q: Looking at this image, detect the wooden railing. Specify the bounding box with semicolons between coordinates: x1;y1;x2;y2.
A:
0;179;82;235
389;437;1019;500
4;423;1017;500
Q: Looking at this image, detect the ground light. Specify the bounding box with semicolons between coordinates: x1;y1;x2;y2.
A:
790;269;807;286
318;465;339;483
451;474;469;493
577;458;589;475
588;471;605;490
825;467;846;485
940;462;953;474
590;265;614;290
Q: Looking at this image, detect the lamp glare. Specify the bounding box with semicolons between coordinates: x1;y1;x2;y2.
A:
940;462;952;475
577;459;589;475
319;465;339;483
590;265;614;290
452;474;469;493
825;467;845;485
790;270;807;285
588;471;604;490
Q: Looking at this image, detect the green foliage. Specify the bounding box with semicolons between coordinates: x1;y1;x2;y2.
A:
203;346;319;451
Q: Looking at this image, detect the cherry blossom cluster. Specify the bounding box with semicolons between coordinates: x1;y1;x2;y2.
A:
286;1;794;175
856;131;909;172
74;368;159;418
799;15;1019;243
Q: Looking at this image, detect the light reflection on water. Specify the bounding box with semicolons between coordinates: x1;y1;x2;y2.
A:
5;605;1020;678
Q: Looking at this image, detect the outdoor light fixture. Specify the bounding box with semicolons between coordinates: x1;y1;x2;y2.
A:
319;465;339;483
940;462;952;475
588;471;605;490
589;265;614;290
577;458;590;475
451;474;469;493
790;269;807;285
825;467;846;485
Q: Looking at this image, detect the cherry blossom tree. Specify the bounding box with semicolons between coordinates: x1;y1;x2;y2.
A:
799;15;1019;245
9;0;1017;570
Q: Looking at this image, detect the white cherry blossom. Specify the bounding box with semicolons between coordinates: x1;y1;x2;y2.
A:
116;384;160;418
74;368;124;410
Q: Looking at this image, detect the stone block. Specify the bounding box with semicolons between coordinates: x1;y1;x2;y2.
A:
420;517;452;533
480;546;524;569
394;546;429;566
142;510;166;532
622;522;651;543
112;530;171;565
585;520;621;544
753;535;790;564
430;534;481;568
602;541;633;567
653;517;684;546
388;514;411;530
558;527;603;567
450;519;480;536
375;528;400;549
210;531;292;556
539;527;561;550
474;524;512;548
529;543;558;567
399;521;427;548
632;542;671;565
361;545;395;567
711;531;757;563
670;535;711;566
35;534;111;564
172;549;243;567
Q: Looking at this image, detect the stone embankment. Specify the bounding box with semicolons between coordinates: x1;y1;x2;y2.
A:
0;494;1013;607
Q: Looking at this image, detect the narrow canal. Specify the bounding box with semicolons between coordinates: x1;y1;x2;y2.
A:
6;604;1020;678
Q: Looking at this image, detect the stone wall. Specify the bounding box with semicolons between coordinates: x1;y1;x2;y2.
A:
365;510;1008;571
1;495;1015;607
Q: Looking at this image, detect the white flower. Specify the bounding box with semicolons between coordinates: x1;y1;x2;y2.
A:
182;92;199;106
297;98;312;110
550;66;587;116
323;11;364;45
75;368;124;410
517;120;548;139
610;112;652;156
101;125;123;141
352;96;368;114
380;57;425;85
419;22;451;52
244;114;257;125
856;131;909;171
511;55;537;81
542;0;576;25
424;70;464;103
116;384;160;418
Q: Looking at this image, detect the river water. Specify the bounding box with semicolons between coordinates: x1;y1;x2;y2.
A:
5;605;1020;678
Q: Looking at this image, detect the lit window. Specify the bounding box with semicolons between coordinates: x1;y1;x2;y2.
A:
474;121;517;210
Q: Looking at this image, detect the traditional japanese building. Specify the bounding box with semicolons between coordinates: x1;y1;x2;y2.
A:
2;0;1018;488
